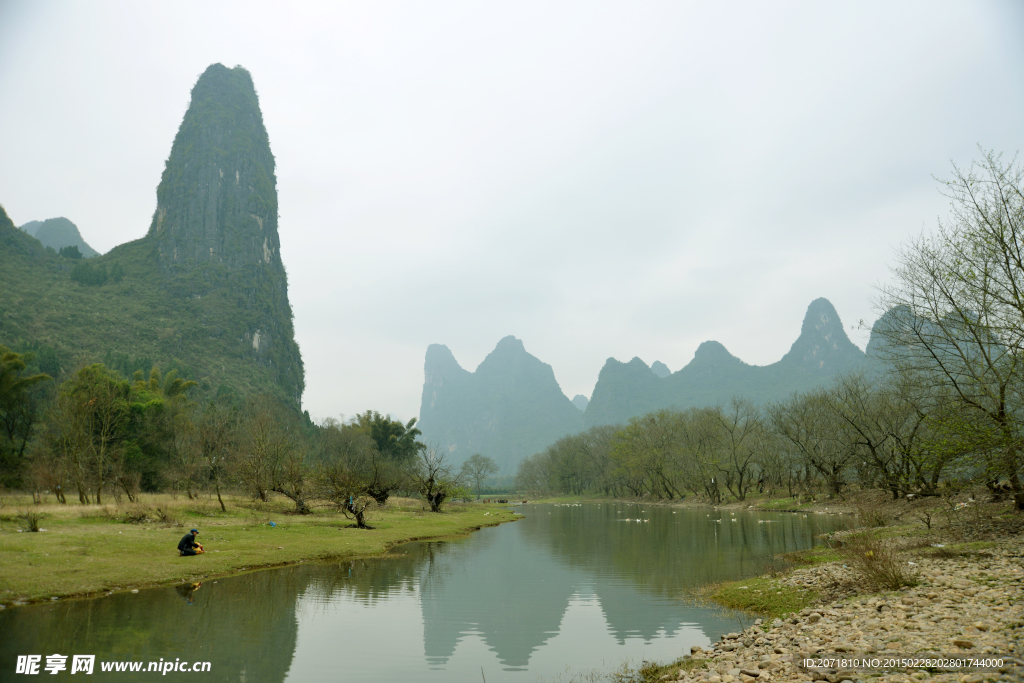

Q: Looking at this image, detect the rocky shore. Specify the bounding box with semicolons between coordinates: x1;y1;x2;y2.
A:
674;536;1023;683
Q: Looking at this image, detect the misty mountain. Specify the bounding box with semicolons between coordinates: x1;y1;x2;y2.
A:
584;298;872;427
650;361;671;378
417;336;583;474
419;299;877;473
19;217;99;257
0;64;303;405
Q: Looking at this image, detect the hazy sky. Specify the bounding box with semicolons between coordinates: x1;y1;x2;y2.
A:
1;1;1023;422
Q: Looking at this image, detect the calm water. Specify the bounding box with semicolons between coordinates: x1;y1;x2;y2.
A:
1;504;848;682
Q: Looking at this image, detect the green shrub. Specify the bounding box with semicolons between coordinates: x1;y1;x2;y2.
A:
71;261;108;285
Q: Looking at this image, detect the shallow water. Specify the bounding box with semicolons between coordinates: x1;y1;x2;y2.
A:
1;504;848;682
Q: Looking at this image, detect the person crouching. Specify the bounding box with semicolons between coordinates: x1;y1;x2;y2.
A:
178;528;204;556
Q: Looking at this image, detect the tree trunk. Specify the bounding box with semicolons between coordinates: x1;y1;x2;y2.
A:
427;491;445;512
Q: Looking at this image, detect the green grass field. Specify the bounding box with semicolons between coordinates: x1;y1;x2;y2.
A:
0;492;519;605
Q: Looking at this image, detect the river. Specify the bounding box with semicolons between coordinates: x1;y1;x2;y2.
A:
0;503;848;682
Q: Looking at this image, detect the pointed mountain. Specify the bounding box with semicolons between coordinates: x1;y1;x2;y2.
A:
777;297;864;375
686;341;747;374
149;64;279;271
421;344;472;416
20;218;99;257
417;336;583;474
0;65;303;406
584;298;873;428
423;343;472;387
144;63;303;402
650;361;671;378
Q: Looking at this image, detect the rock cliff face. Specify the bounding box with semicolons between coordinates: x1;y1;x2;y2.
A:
149;64;280;271
418;336;583;474
584;298;872;427
147;64;303;403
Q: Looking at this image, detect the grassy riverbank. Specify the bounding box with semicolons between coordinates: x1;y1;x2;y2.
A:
0;492;519;606
696;492;1022;618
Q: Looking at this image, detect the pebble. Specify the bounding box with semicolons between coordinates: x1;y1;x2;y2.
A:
675;536;1023;683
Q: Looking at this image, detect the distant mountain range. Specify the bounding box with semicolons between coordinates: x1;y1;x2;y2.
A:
19;217;99;257
418;298;877;473
585;297;870;427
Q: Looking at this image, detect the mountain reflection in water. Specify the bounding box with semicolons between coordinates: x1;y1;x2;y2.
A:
0;505;847;682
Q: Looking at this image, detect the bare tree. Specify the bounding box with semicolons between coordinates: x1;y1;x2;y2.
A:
714;399;764;501
877;151;1024;509
769;390;853;497
195;402;238;512
611;410;690;500
411;447;461;512
679;408;726;503
311;418;381;527
233;396;304;508
170;416;204;500
46;391;92;504
459;453;499;499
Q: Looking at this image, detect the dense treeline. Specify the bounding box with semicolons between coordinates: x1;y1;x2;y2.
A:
0;354;473;520
519;153;1024;511
516;377;981;503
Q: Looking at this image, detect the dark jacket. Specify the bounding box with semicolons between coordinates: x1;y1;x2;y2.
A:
178;533;197;552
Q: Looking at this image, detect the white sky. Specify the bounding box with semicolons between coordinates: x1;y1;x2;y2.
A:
1;1;1022;422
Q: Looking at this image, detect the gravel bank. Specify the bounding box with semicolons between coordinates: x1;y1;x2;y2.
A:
675;536;1023;683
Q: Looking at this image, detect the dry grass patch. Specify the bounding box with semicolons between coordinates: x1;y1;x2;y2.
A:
836;535;919;591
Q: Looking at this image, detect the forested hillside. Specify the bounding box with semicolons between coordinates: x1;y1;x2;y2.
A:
0;64;303;406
